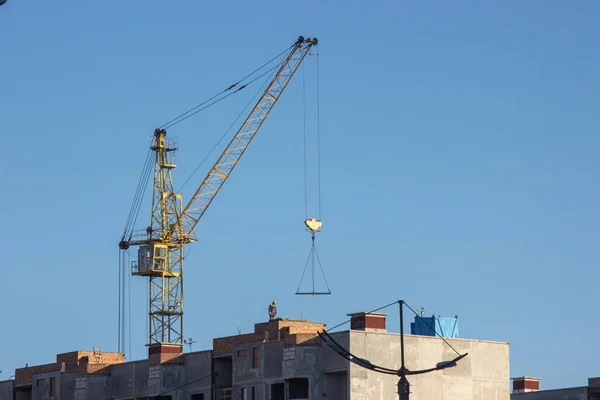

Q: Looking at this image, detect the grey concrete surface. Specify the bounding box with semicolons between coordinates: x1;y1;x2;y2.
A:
0;380;14;400
184;350;212;399
14;388;31;400
511;387;588;400
111;360;149;399
348;332;510;400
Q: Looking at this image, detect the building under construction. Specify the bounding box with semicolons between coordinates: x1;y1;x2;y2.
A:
0;35;509;400
0;310;509;400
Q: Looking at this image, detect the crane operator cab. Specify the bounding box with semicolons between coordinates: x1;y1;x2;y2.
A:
133;244;168;275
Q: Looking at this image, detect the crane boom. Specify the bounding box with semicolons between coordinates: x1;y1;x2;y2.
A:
173;36;317;242
121;36;318;353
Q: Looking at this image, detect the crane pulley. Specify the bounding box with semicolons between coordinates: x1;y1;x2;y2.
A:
118;36;318;352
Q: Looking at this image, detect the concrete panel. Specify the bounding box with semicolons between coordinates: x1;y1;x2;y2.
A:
15;388;31;400
183;351;212;397
348;331;509;400
159;365;185;400
511;387;587;400
59;373;76;400
263;341;284;379
233;343;261;383
323;372;347;400
0;380;14;400
323;332;350;373
111;360;149;399
85;375;110;400
31;372;62;400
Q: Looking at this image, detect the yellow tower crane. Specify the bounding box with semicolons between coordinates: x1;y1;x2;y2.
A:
119;36;317;355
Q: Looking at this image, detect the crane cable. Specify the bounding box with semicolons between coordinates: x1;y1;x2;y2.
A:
159;43;295;130
316;50;322;220
163;60;287;132
302;50;323;220
297;50;329;295
120;43;295;241
121;147;154;241
176;57;285;193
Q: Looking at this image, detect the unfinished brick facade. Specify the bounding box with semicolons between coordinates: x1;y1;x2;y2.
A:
14;351;125;387
213;318;326;356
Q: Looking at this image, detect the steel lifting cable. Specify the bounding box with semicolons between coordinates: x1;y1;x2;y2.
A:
159;43;295;130
117;248;122;353
128;154;154;239
122;147;154;240
162;61;286;131
176;57;286;193
121;43;295;241
296;49;329;295
303;60;308;220
301;50;323;221
295;234;331;295
121;149;150;236
316;49;322;220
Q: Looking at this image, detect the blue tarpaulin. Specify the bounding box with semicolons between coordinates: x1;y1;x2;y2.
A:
410;315;459;338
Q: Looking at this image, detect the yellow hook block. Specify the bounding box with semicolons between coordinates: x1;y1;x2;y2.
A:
305;218;322;233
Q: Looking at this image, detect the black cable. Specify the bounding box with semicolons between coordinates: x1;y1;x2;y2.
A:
122;41;299;239
152;372;214;397
124;147;153;239
302;60;308;220
321;332;467;376
176;60;281;193
326;300;400;332
296;244;314;294
118;249;122;353
320;331;398;374
316;51;322;220
312;244;331;293
163;62;283;130
129;155;155;238
403;301;461;356
159;44;295;130
128;251;132;362
122;148;153;237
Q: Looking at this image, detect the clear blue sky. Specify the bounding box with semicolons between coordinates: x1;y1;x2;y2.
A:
1;0;599;391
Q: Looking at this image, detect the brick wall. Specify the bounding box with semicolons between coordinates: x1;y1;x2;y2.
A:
213;319;326;356
14;350;125;386
148;344;183;365
284;333;321;347
15;363;59;387
213;333;264;357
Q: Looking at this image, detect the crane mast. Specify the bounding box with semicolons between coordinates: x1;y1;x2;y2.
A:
122;36;317;353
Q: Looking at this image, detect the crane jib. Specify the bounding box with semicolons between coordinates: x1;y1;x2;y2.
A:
170;36;317;241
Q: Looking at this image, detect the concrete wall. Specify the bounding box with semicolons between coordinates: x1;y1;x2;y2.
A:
348;332;510;400
511;387;588;400
233;342;262;383
59;373;76;400
282;346;323;400
31;371;63;400
322;332;350;373
184;351;213;399
81;375;111;400
263;341;284;380
110;360;149;399
0;380;14;400
14;388;31;400
323;372;348;400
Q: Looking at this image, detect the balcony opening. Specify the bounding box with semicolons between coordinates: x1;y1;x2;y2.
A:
288;378;309;399
271;383;284;400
